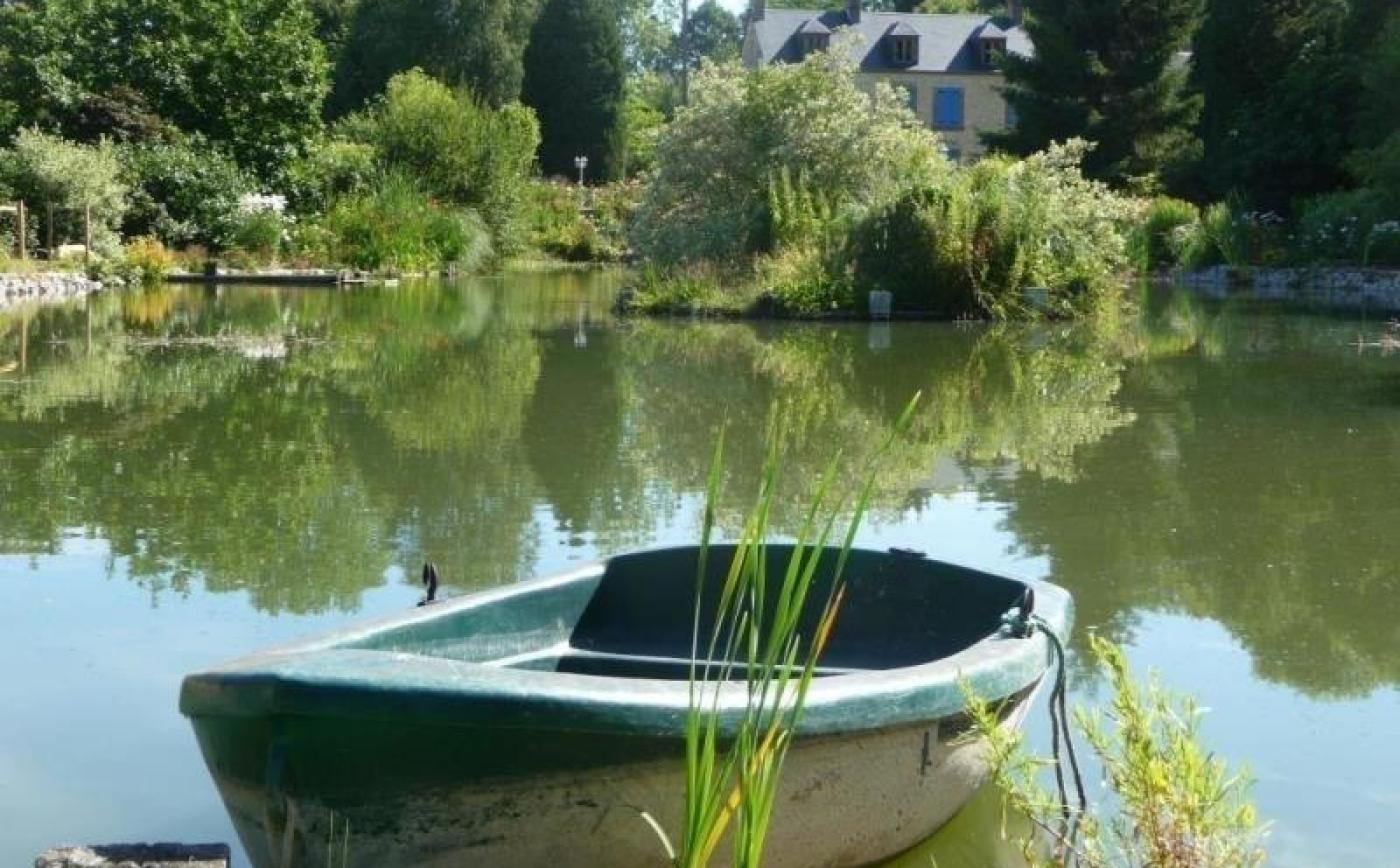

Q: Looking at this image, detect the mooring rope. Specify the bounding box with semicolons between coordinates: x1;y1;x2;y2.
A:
1034;614;1088;849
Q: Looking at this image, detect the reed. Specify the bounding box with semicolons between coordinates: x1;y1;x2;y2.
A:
648;396;919;868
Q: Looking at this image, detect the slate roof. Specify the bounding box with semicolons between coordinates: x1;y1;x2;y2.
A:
747;9;1032;73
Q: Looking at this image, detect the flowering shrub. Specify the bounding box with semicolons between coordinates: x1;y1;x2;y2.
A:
631;47;949;265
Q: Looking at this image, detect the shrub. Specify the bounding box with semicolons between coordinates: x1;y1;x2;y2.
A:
121;236;175;284
966;635;1267;868
631;49;948;264
848;143;1139;318
120;135;252;249
754;245;852;315
230;209;286;264
522;179;632;263
1294;189;1394;266
338;69;539;250
323;173;493;272
1130;197;1199;270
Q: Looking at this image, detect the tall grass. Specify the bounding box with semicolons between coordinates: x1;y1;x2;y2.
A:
651;397;919;867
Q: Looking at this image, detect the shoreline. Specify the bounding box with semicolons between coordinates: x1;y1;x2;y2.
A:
0;273;105;313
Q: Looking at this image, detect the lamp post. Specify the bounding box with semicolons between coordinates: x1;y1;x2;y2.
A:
573;155;589;188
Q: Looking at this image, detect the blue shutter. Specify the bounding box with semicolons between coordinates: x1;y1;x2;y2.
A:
934;88;964;130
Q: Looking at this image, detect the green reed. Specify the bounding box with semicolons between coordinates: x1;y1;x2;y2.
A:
647;395;919;868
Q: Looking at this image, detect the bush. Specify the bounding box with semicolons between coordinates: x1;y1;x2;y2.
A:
338;69;539;250
1294;189;1396;266
632;49;948;264
323;173;493;272
522;180;631;263
120;135;252;249
755;245;852;315
121;236;175;284
848;143;1139;318
1130;197;1199;270
230;208;286;264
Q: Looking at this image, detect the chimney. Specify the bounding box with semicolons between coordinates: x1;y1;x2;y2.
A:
846;0;861;25
751;0;766;22
1007;0;1024;25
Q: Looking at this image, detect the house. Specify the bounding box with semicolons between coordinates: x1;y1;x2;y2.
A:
742;0;1030;163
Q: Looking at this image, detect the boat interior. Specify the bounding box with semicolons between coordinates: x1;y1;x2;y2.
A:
345;546;1030;682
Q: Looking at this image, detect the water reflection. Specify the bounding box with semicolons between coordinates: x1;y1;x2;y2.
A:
2;279;1397;701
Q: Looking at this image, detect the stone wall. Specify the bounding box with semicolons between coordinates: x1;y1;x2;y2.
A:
1174;266;1400;314
0;273;103;311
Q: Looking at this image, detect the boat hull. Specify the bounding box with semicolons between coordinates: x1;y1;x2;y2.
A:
192;694;1032;868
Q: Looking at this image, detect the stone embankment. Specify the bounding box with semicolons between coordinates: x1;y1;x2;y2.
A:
0;273;103;311
1174;266;1400;314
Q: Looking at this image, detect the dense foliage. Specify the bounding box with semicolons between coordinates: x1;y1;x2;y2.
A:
523;0;628;181
849;143;1140;317
0;0;330;180
120;136;254;249
632;50;948;264
338;70;540;249
990;0;1203;190
330;0;542;115
321;173;493;272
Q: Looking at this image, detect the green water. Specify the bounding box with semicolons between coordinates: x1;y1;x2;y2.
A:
1;274;1396;866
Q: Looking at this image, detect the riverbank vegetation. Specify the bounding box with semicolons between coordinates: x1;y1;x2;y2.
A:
626;53;1140;319
2;0;1395;303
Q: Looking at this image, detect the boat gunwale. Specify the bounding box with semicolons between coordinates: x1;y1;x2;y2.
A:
179;549;1073;738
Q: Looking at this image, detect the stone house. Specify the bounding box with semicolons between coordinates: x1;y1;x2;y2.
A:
742;0;1029;163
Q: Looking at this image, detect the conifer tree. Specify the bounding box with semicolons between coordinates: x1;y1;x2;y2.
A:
987;0;1204;191
522;0;627;181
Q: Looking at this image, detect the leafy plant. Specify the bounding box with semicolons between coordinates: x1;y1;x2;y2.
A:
1129;198;1199;271
963;634;1267;868
119;135;253;250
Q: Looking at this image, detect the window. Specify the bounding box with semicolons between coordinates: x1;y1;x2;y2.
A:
890;36;918;66
801;33;830;56
934;87;964;130
1005;101;1019;129
979;38;1006;68
945;146;963;164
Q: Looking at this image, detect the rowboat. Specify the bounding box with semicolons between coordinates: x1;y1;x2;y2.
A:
180;545;1072;868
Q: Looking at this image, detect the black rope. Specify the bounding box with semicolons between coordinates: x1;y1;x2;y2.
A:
1035;615;1088;854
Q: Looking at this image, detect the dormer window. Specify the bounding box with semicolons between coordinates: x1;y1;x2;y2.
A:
979;37;1007;68
885;22;920;67
797;19;831;57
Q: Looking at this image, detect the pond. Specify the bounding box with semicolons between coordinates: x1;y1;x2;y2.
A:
0;273;1396;866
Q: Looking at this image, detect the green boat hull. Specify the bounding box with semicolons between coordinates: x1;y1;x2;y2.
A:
181;546;1072;867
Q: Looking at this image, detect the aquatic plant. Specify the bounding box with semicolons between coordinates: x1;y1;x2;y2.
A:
649;397;919;867
963;634;1267;868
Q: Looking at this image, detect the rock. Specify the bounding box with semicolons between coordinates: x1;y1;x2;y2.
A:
34;843;229;868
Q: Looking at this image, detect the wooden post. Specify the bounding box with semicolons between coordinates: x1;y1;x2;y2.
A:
17;201;25;261
84;204;92;264
46;200;54;258
19;310;28;374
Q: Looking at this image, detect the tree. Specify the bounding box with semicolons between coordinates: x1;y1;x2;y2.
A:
331;0;543;115
0;0;329;181
1193;0;1355;209
523;0;628;181
1;128;128;253
987;0;1203;191
678;1;743;68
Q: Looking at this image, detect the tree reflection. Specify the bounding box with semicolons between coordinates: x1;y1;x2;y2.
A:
5;281;1391;698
